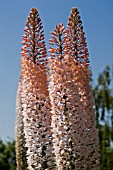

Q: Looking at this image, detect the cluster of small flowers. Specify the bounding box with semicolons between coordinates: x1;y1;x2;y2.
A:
15;7;100;170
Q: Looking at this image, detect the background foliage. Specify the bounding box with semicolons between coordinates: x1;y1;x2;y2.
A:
94;64;113;170
0;139;16;170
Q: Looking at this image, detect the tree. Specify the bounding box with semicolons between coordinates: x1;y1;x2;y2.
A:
0;139;16;170
94;64;113;170
94;65;113;125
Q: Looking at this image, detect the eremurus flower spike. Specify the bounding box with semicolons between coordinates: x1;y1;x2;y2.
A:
16;8;55;169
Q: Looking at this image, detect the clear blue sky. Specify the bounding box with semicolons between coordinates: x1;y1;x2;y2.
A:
0;0;113;141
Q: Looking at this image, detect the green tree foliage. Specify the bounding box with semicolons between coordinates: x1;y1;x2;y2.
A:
0;139;16;170
94;65;113;124
94;64;113;170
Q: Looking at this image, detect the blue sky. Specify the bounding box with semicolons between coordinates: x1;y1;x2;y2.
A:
0;0;113;141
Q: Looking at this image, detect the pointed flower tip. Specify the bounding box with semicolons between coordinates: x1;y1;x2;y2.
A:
29;7;38;16
71;7;78;12
30;7;37;12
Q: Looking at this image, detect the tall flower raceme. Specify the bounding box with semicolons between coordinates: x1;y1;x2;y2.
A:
65;7;100;169
48;8;100;170
16;8;54;169
48;24;79;169
15;81;28;170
